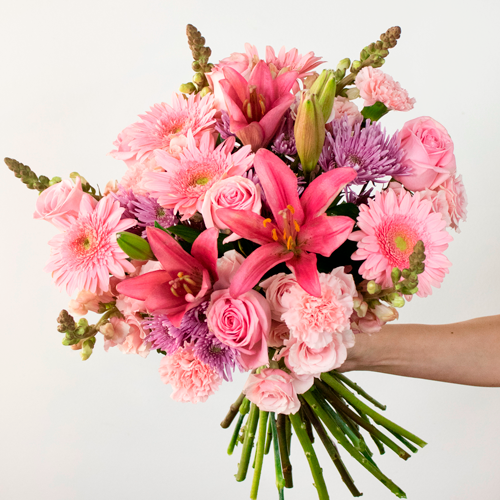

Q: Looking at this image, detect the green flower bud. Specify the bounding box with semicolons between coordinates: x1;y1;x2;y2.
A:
344;88;360;100
199;86;212;98
81;338;95;361
294;90;325;178
310;70;336;123
179;82;196;95
69;172;89;187
391;267;402;284
117;232;155;261
49;176;62;186
366;280;381;295
336;58;351;72
387;292;405;308
192;72;205;86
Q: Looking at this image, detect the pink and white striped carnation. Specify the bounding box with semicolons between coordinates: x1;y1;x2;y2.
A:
143;131;254;220
349;188;453;297
45;195;136;295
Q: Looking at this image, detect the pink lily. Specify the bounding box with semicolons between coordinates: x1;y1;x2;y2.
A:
116;227;219;327
217;149;357;298
220;60;298;152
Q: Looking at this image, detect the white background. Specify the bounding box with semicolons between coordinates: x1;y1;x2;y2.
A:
1;1;499;499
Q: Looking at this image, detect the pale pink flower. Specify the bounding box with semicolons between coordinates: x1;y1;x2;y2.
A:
102;180;119;196
243;368;300;414
267;320;290;348
143;132;254;220
108;314;150;358
34;177;96;230
158;343;222;403
202;176;261;242
120;157;164;196
207;288;271;371
355;67;415;112
281;268;356;349
351;310;385;334
419;188;452;226
393;116;456;191
349;189;453;298
260;273;298;321
109;92;217;163
68;289;114;316
328;96;363;126
214;250;245;291
281;331;354;376
45;195;136;295
436;175;468;233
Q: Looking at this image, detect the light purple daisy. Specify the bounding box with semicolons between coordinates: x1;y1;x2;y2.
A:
131;195;177;237
142;314;186;355
320;117;407;185
193;335;242;382
271;110;297;156
215;110;235;140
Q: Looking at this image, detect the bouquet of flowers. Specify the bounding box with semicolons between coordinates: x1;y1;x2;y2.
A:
5;24;467;499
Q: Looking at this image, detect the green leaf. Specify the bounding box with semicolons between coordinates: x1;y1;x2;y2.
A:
326;202;360;220
117;232;155;260
361;101;389;122
155;222;201;243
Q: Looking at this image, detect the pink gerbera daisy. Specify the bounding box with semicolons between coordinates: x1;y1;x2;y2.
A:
45;196;136;295
265;46;323;80
110;92;217;163
143;131;254;220
349;189;453;297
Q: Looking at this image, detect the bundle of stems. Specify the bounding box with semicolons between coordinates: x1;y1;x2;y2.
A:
220;370;426;499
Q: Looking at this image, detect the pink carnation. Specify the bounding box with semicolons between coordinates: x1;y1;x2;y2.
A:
109;92;217;163
34;177;96;230
143;132;254;220
349;189;453;297
207;288;271;371
436;175;467;233
260;273;298;321
355;67;415;112
119;158;164;196
243;368;300;414
158;343;222;403
281;268;356;349
45;195;136;295
201;176;261;242
329;96;363;126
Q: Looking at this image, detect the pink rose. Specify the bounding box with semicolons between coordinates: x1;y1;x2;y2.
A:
203;176;261;243
282;331;354;376
328;96;363;126
214;250;245;290
33;177;96;230
243;368;300;414
207;289;271;370
260;273;298;321
393;116;456;191
267;320;290;348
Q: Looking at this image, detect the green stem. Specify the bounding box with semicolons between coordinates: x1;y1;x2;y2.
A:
387;430;418;454
227;414;245;455
302;389;407;499
315;380;410;460
264;417;273;455
285;416;292;456
301;399;362;497
277;414;293;488
250;411;269;499
235;403;260;482
289;412;330;500
270;413;286;492
332;371;387;411
221;393;245;428
321;373;427;448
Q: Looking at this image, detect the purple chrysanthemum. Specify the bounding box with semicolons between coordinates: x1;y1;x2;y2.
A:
271;110;297;156
193;335;242;382
142;314;187;355
131;195;177;237
215;110;235;140
320;117;407;185
112;186;143;235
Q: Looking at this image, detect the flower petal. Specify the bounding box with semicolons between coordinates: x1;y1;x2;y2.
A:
116;270;171;301
191;228;219;282
287;252;321;297
258;93;295;144
300;168;357;222
229;243;294;298
236;122;265;151
222;67;249;105
253;149;304;227
298;215;355;256
216;209;276;245
274;70;299;98
248;61;277;107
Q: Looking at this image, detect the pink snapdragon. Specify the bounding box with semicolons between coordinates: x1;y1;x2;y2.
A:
355;67;415;112
243;368;300;414
159;343;222;403
68;289;114;316
143;132;253;220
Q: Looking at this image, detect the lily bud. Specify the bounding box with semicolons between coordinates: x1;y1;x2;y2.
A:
117;232;155;261
367;280;381;295
310;69;336;123
294;90;325;177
